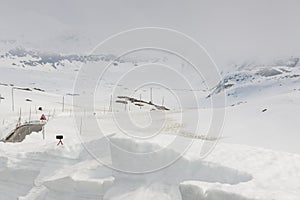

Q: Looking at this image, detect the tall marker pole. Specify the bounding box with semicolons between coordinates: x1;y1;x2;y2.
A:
62;96;65;112
12;87;14;112
29;107;31;122
150;87;153;103
139;94;142;109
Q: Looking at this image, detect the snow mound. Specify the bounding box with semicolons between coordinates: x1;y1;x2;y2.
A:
0;168;39;199
180;183;256;200
109;136;252;184
104;136;252;200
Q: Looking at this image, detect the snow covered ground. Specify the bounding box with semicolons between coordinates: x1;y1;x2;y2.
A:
0;53;300;200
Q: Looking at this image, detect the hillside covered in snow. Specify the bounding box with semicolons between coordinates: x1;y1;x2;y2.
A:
0;46;299;200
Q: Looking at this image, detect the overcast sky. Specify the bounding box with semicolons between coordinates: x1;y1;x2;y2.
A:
0;0;300;67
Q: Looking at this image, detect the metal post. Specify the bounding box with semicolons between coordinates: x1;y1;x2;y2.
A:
29;107;31;122
109;95;113;112
140;94;142;109
62;96;65;112
150;87;152;102
18;108;22;125
80;117;83;135
42;126;45;140
12;87;14;112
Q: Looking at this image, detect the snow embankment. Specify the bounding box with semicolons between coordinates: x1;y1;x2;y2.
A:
180;184;255;200
104;135;252;200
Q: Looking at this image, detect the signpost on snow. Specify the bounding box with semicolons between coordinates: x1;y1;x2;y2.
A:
56;135;64;145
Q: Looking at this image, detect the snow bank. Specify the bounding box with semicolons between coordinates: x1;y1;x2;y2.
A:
104;136;252;200
180;183;256;200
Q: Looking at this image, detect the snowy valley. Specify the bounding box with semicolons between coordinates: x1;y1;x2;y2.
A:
0;46;299;200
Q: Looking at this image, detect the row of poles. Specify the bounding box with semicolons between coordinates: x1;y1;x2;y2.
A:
1;86;166;113
1;87;165;129
0;87;167;139
0;87;66;112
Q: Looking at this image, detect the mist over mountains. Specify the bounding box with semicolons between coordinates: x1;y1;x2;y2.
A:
1;0;300;70
1;44;299;72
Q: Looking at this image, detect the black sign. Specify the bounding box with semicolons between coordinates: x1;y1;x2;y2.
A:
56;135;63;140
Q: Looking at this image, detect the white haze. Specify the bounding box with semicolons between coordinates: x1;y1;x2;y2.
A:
0;0;300;69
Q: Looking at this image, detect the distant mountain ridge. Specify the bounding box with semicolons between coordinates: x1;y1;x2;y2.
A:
0;46;127;68
1;46;299;103
208;62;300;104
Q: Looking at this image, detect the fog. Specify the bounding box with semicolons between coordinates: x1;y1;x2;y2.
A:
0;0;299;68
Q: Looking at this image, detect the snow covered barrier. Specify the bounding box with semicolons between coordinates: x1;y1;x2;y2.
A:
179;183;256;200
